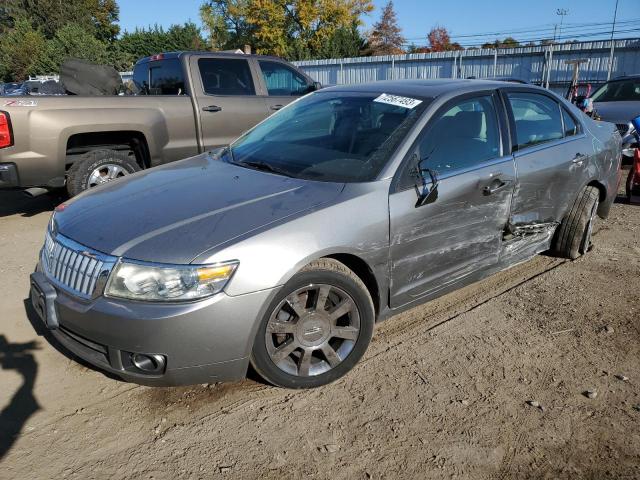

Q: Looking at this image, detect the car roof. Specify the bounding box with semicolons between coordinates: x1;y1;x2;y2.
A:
611;74;640;81
323;78;540;99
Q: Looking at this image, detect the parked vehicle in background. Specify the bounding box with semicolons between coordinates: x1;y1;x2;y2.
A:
30;80;621;389
625;115;640;204
0;52;319;197
589;74;640;140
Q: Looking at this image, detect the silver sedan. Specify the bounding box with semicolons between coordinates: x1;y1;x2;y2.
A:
30;80;621;389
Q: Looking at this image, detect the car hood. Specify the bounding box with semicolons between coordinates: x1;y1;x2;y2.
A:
55;154;344;264
593;101;640;124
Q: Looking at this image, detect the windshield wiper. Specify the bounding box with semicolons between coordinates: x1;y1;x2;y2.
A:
235;160;295;178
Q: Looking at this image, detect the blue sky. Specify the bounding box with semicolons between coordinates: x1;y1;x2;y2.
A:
118;0;637;46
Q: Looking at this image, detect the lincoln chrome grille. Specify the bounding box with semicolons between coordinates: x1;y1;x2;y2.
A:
41;231;117;299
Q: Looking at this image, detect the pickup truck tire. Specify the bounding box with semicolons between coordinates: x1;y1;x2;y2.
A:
553;186;600;260
250;259;375;389
66;149;140;197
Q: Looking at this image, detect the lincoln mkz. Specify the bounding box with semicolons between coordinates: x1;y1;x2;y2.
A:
30;80;621;388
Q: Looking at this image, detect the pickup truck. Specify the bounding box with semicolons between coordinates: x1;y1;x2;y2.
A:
0;51;319;196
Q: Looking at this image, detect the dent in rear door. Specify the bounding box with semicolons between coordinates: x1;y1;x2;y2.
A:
189;55;271;150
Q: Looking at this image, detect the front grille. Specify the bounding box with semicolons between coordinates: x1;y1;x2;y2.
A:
41;231;117;299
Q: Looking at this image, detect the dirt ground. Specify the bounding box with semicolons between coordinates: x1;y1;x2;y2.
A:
0;187;639;480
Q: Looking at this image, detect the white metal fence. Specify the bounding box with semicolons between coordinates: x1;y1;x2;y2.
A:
293;38;640;94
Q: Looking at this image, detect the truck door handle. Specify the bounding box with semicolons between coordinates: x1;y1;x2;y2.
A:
483;178;511;195
270;104;284;111
203;105;222;112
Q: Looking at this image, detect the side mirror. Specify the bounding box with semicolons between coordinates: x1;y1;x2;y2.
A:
308;81;322;92
412;157;439;207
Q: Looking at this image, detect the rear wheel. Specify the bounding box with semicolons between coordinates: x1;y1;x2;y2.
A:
553;186;600;259
66;149;140;197
250;259;374;389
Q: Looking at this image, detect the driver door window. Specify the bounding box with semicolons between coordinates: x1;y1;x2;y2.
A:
417;95;501;174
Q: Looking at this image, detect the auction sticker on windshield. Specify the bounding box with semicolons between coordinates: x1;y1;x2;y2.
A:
373;93;422;109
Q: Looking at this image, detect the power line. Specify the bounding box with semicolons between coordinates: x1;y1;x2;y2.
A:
401;18;640;42
402;28;640;48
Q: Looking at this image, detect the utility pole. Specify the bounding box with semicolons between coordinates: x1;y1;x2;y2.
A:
607;0;619;80
557;8;569;41
546;24;557;89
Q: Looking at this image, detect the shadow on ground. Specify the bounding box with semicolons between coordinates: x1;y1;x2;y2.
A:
0;335;40;461
0;190;63;218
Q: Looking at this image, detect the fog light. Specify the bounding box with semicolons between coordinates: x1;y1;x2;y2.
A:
131;353;166;374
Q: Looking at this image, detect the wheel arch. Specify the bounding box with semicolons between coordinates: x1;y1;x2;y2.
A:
585;178;609;218
320;253;381;318
65;131;151;170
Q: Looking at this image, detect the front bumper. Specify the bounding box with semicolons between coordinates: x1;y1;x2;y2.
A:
30;271;277;386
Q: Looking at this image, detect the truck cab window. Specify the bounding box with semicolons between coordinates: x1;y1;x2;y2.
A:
259;60;310;96
198;58;256;96
132;63;150;95
149;59;186;95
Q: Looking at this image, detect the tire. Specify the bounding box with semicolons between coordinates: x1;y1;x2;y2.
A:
553;186;600;260
250;259;375;389
66;149;140;197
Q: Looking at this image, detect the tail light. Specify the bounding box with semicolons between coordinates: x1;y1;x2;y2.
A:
0;112;12;148
633;148;640;179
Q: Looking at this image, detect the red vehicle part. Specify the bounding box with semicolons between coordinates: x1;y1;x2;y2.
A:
627;148;640;204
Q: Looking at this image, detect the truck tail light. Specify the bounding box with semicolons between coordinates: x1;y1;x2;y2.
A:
0;112;12;148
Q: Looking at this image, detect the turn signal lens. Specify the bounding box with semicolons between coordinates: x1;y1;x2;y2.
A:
197;265;236;281
0;112;12;148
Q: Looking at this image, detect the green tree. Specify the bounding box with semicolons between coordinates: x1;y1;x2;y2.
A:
0;0;26;34
2;0;119;40
366;1;405;56
36;22;110;74
0;17;47;81
116;23;206;65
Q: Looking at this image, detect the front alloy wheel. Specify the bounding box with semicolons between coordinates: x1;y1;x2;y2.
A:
251;259;374;389
265;284;361;377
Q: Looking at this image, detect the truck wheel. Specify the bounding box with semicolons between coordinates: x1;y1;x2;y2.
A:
250;259;375;389
553;186;600;260
66;149;141;197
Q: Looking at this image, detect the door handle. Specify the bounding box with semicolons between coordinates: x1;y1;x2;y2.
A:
483;178;512;196
203;105;222;112
270;104;284;111
572;153;586;165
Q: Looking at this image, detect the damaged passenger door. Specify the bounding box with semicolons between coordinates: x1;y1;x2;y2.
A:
389;93;516;308
503;90;590;233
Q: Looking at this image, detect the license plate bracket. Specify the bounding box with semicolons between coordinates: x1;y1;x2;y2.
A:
30;272;59;330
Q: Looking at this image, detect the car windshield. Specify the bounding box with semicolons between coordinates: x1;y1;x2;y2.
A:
591;78;640;102
226;91;430;182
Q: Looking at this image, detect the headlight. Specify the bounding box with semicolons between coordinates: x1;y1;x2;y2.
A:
105;260;238;301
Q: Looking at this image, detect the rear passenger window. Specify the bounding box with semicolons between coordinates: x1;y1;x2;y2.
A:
149;59;185;95
416;95;501;174
507;92;563;149
198;58;255;96
562;108;578;137
258;60;310;96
